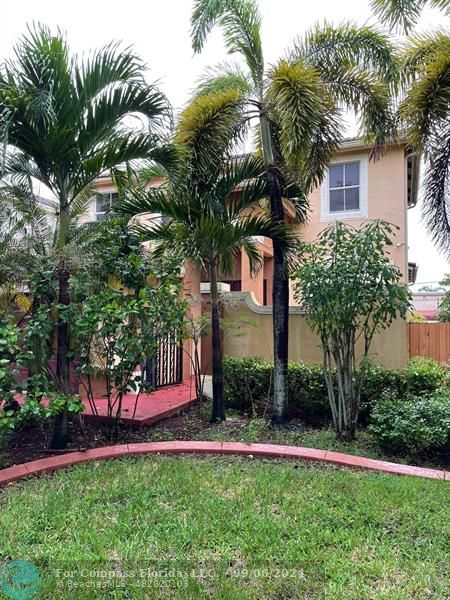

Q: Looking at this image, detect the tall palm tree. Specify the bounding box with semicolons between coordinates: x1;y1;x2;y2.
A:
0;25;172;447
118;90;295;421
371;0;450;32
190;0;397;421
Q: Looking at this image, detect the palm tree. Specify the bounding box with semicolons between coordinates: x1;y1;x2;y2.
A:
118;90;295;421
370;0;450;32
0;25;171;447
371;1;450;255
399;31;450;255
190;0;397;420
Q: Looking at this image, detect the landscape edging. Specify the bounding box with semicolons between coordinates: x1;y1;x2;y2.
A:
0;441;448;486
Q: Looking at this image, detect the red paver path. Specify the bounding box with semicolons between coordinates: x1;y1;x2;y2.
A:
83;379;197;427
10;380;197;428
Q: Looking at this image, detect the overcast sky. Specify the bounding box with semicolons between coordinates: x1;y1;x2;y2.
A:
1;0;449;286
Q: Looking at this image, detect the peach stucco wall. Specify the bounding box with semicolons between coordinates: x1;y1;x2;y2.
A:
222;293;409;369
302;145;408;279
224;143;410;307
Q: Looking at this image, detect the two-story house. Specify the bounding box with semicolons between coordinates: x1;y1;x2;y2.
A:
90;138;419;377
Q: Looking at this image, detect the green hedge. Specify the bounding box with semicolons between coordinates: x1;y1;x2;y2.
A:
369;390;450;455
223;356;449;424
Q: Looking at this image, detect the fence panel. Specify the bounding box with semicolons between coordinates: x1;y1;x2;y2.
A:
408;322;450;362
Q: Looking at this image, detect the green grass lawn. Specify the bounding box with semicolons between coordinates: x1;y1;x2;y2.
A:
0;456;448;599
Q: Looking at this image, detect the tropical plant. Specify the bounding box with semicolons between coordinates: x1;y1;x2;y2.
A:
371;0;450;32
292;220;411;440
118;91;294;421
398;31;450;256
436;273;450;321
0;317;23;413
369;389;450;454
73;268;186;439
190;0;398;421
371;1;450;255
0;25;172;447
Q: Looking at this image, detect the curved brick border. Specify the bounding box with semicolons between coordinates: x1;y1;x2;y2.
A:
0;441;448;486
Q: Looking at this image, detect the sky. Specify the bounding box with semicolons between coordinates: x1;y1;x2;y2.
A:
1;0;449;286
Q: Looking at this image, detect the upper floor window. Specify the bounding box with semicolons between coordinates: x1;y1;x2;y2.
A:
329;162;360;213
320;154;368;221
95;192;118;221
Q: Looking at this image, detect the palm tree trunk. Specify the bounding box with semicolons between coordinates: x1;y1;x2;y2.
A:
260;114;289;422
268;167;289;423
209;260;225;422
51;200;71;449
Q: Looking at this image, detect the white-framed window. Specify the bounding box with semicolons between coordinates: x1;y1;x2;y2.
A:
329;162;360;212
94;191;118;222
320;154;368;221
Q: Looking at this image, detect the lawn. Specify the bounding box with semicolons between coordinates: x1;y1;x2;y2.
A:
0;456;448;599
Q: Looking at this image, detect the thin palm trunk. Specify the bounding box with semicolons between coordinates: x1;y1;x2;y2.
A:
261;114;289;422
209;260;225;421
269;172;289;422
51;201;71;449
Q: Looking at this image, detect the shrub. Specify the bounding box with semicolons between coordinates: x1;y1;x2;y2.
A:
223;356;449;425
368;390;450;455
223;357;330;423
223;357;273;414
405;356;449;394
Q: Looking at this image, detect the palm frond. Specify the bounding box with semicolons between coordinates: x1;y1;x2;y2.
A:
194;62;255;99
79;81;170;154
215;154;267;217
421;122;450;255
75;41;145;106
191;0;264;88
401;29;450;82
191;0;226;53
297;22;399;85
400;43;450;149
266;60;337;170
176;89;247;180
370;0;450;33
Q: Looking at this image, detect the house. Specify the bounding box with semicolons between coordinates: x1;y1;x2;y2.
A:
411;292;443;320
90;138;419;377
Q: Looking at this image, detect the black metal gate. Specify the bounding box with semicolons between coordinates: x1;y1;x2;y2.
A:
145;331;183;389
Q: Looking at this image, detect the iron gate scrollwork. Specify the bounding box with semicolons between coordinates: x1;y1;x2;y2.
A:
145;330;183;388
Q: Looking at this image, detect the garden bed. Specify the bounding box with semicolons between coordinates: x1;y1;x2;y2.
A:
1;401;449;471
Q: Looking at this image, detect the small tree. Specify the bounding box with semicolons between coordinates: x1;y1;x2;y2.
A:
74;284;185;439
437;274;450;322
293;220;411;440
72;222;187;439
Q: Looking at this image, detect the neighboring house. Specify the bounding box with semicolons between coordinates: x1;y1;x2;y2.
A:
411;293;444;320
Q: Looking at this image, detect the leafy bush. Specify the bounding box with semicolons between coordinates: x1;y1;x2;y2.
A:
0;317;23;409
369;391;450;455
360;357;449;420
223;357;330;423
405;356;449;394
0;393;84;433
223;356;449;424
